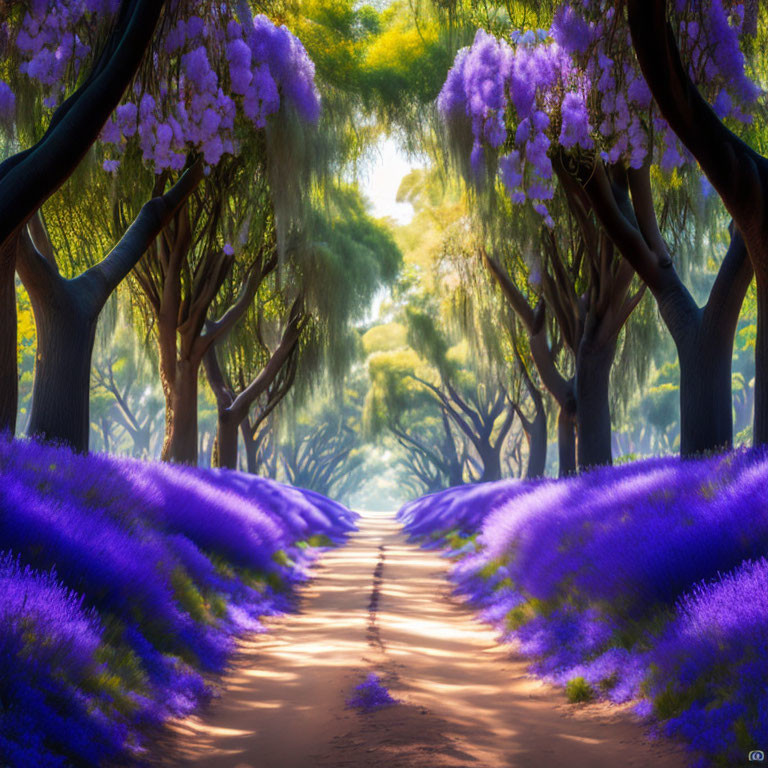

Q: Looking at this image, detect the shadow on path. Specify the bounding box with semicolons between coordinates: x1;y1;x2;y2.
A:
152;511;689;768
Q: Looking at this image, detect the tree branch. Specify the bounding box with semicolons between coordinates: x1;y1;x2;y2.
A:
79;161;204;315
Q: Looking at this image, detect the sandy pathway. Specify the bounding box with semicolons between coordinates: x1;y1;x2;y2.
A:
153;510;689;768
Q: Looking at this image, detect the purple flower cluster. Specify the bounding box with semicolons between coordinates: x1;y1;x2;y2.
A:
438;29;579;225
12;0;118;107
438;0;758;224
346;673;398;713
2;4;320;173
0;437;356;767
400;449;768;765
99;11;320;172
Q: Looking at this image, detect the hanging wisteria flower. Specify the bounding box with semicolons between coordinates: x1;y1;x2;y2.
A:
2;4;321;174
438;0;759;224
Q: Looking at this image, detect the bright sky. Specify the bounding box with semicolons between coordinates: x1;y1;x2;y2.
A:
360;136;416;226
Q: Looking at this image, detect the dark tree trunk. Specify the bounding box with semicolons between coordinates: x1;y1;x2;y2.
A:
26;285;97;449
0;1;165;428
16;167;201;453
584;160;752;457
161;361;199;465
0;234;18;435
557;405;577;477
242;422;259;473
755;280;768;445
526;404;547;479
672;314;736;457
448;463;464;487
478;446;502;483
653;230;751;456
627;0;765;444
575;336;616;469
204;298;302;472
215;411;240;470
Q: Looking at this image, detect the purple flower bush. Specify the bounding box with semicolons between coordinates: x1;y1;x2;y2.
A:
346;673;398;713
399;450;768;766
0;437;356;767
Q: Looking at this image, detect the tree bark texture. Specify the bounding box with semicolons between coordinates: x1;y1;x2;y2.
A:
25;281;98;449
575;335;616;469
0;234;18;435
584;161;752;457
557;407;577;478
0;1;165;429
161;360;199;465
17;165;202;452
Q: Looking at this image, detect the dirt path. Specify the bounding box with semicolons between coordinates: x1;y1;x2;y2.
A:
153;510;689;768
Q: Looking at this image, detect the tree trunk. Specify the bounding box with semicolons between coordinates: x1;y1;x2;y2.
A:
677;334;733;456
161;361;199;464
754;278;768;445
656;272;747;456
26;285;98;450
242;422;259;473
0;234;17;435
575;336;616;469
526;406;548;479
214;410;241;470
478;445;502;483
557;405;577;477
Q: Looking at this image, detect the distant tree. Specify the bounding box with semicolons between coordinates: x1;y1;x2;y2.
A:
91;325;163;458
278;382;367;499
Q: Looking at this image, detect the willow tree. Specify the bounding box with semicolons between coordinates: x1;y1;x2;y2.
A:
437;12;755;459
437;217;551;479
406;308;517;483
0;0;166;435
364;324;468;492
3;2;324;453
623;0;767;443
18;164;202;450
204;184;401;470
543;0;757;455
84;11;322;464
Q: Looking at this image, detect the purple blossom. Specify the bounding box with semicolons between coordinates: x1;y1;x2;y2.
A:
439;1;759;219
3;6;321;175
400;448;768;765
346;673;398;712
0;437;356;766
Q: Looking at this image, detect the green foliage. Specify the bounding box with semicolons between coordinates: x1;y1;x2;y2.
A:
566;677;594;704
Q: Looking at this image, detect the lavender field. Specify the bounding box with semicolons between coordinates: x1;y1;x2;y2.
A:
0;437;356;766
399;451;768;767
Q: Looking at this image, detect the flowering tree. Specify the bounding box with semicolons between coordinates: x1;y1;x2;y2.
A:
0;0;165;437
438;1;757;459
0;2;322;454
625;0;768;445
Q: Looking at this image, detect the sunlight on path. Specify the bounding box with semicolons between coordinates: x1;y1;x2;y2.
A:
153;511;689;768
